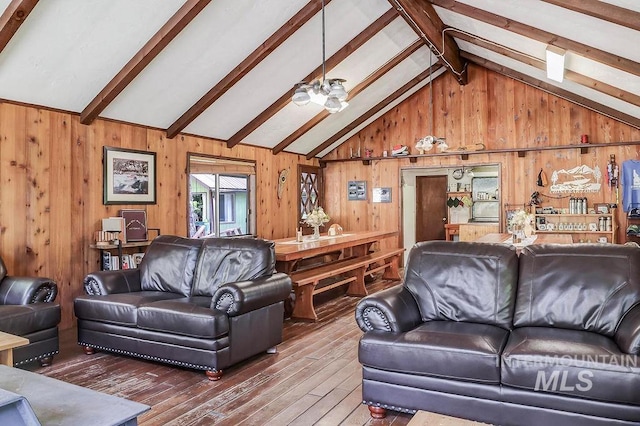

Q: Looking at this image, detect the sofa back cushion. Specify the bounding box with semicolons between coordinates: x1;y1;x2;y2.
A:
139;235;204;296
514;244;640;336
404;241;519;329
191;237;275;297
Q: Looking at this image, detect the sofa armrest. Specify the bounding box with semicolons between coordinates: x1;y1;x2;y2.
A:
355;284;422;332
0;276;58;305
615;304;640;354
211;272;292;316
83;269;142;295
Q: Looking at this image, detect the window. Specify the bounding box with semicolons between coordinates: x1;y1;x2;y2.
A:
187;154;255;238
298;165;323;225
219;193;236;223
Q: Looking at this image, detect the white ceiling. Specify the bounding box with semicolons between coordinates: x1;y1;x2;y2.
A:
0;0;638;158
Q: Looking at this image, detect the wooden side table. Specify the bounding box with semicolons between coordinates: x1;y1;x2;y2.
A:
444;224;460;241
0;332;29;367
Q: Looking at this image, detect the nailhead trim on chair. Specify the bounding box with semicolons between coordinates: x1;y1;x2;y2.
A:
361;306;392;332
214;292;235;313
362;400;416;414
13;350;59;367
84;278;102;296
78;342;218;372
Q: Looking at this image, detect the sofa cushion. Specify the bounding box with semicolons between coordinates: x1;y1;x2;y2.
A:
74;292;182;326
403;241;518;329
502;327;640;405
359;321;509;384
0;303;60;336
191;238;275;297
514;244;640;336
137;297;229;339
139;236;204;296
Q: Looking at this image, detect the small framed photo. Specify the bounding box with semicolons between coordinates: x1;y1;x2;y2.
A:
103;146;156;205
594;203;609;214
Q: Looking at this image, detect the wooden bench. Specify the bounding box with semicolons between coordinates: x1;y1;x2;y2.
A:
289;247;404;321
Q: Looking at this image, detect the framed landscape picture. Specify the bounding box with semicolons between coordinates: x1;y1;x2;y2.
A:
103;146;156;204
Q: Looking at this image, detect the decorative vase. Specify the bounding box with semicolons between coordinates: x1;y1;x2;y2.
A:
524;223;533;238
512;225;524;243
311;225;320;240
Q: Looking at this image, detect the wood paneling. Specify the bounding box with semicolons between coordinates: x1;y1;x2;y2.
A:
2;63;640;330
322;64;640;250
0;103;315;329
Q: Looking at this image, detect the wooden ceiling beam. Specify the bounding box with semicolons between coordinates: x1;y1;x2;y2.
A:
226;8;398;149
273;40;424;155
452;31;640;107
0;0;38;53
167;0;330;139
388;0;467;85
307;64;443;159
80;0;212;125
540;0;640;32
461;51;640;130
430;0;640;78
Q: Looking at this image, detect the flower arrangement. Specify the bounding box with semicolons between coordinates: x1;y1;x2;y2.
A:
509;209;534;229
302;206;330;228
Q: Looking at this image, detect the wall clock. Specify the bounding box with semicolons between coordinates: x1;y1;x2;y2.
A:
452;169;463;180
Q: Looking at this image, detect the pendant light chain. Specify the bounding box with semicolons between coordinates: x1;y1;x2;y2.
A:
321;0;326;83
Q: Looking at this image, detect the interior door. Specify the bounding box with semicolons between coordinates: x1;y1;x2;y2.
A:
415;175;448;242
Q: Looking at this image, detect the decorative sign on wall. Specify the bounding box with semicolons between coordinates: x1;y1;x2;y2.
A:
372;187;392;203
550;165;602;193
348;181;367;201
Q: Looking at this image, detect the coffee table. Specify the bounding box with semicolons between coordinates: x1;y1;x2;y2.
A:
0;365;149;425
0;331;29;366
408;410;489;425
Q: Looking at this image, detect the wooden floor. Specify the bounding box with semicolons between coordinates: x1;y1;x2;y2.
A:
30;279;416;425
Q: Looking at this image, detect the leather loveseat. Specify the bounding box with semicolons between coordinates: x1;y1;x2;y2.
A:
74;235;292;380
355;241;640;425
0;256;60;367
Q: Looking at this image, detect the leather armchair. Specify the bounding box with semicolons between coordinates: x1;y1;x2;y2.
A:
0;256;61;366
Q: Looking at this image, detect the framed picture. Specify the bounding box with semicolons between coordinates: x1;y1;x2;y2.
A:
103;146;156;204
594;203;609;214
372;187;392;203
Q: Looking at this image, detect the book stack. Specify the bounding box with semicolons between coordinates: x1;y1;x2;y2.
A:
101;252;145;271
94;231;120;246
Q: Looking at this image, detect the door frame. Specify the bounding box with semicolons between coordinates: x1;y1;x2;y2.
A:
400;163;501;262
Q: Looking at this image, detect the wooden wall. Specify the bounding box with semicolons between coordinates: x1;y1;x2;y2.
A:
0;103;316;329
2;63;639;330
323;64;640;247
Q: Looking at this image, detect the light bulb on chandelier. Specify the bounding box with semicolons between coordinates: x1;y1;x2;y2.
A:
291;0;348;113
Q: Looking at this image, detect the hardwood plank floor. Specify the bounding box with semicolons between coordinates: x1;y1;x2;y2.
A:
31;280;414;425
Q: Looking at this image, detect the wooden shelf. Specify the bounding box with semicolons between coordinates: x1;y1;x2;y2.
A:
534;212;617;243
90;241;151;250
320;141;640;165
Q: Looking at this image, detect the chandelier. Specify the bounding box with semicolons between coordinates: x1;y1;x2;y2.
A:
291;0;348;113
414;48;446;153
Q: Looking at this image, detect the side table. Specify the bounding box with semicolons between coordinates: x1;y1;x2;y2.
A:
0;331;29;366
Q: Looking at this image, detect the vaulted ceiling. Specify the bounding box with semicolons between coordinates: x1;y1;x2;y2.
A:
1;0;638;159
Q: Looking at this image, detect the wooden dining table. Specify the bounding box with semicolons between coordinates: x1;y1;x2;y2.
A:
273;229;399;274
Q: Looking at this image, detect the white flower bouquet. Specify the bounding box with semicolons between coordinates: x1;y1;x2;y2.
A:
302;207;330;228
509;209;534;230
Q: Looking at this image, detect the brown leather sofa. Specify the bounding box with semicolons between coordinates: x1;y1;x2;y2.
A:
355;241;640;425
0;256;60;367
74;235;292;380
